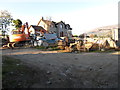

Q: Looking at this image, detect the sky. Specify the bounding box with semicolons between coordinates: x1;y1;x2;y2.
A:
0;0;119;35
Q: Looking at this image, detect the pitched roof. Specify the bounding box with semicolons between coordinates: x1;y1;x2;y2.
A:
52;21;57;28
37;18;72;30
43;20;52;25
30;25;45;31
56;21;66;25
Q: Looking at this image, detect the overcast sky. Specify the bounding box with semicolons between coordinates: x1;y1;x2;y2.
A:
0;0;119;35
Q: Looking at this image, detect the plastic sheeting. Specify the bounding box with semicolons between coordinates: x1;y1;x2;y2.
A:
44;34;57;40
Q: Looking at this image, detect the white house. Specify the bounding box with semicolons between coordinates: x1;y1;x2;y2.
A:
112;28;120;46
29;25;46;36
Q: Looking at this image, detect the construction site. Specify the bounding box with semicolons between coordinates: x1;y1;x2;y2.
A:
1;18;120;52
1;18;120;88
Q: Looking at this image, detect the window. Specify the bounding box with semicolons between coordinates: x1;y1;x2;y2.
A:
60;31;64;37
51;24;54;28
12;31;23;34
60;24;63;29
66;26;69;29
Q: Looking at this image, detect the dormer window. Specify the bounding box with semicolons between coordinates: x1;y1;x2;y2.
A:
51;24;54;27
66;25;70;29
66;26;69;29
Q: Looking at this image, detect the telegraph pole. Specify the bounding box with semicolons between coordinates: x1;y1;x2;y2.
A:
84;33;86;51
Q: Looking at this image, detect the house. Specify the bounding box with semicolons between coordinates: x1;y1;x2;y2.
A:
37;17;72;38
112;28;119;41
112;28;120;46
28;25;46;36
56;21;72;38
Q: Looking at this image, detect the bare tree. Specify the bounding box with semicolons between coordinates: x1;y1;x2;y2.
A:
0;10;13;36
46;16;52;21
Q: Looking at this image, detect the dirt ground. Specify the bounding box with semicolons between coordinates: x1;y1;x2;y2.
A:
1;47;119;88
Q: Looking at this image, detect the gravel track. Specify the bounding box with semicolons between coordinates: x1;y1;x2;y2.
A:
1;48;118;88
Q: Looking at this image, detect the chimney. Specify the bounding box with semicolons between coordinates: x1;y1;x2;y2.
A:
26;22;28;29
42;17;44;20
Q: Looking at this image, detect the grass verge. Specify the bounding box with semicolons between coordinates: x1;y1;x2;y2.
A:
2;56;39;88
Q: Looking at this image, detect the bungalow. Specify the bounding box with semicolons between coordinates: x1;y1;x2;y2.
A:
28;25;46;36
